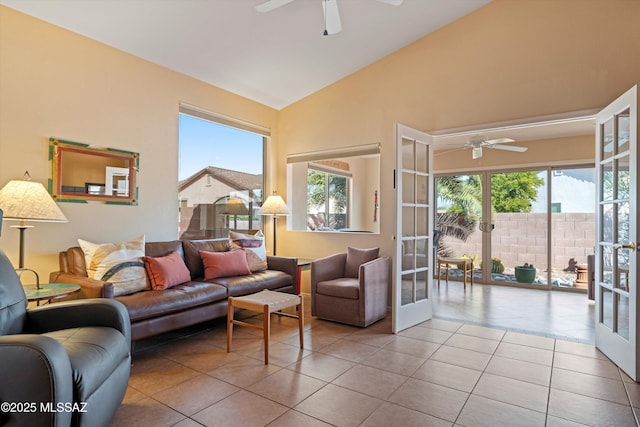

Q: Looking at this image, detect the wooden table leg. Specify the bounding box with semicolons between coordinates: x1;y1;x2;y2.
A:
263;304;270;365
298;295;304;349
226;298;234;353
462;259;467;291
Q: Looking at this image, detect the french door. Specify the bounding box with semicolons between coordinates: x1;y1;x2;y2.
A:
393;124;434;333
595;85;638;380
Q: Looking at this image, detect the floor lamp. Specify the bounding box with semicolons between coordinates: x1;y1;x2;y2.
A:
0;174;68;287
258;195;290;256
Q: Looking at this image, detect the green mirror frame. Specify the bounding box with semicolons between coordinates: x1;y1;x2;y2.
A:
48;138;139;205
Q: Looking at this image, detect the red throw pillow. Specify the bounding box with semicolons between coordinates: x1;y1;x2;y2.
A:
142;251;191;290
200;249;251;280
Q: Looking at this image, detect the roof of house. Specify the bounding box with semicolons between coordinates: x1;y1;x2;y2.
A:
178;166;262;194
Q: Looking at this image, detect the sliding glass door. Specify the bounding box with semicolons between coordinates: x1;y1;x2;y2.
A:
436;166;595;290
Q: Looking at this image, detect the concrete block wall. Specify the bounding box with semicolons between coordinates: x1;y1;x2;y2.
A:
442;212;595;272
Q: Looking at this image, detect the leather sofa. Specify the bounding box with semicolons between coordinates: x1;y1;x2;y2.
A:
50;238;298;341
0;247;130;427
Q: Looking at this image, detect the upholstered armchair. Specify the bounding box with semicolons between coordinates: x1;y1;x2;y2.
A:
0;248;131;427
311;247;389;327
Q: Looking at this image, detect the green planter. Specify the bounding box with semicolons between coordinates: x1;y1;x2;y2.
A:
514;266;536;283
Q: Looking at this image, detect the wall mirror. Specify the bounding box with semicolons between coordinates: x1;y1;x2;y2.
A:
286;143;380;233
49;138;139;205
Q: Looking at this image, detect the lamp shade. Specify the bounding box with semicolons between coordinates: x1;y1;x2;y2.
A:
258;195;290;216
217;197;250;215
0;179;68;223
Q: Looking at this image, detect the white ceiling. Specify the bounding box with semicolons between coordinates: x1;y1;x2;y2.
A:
0;0;490;110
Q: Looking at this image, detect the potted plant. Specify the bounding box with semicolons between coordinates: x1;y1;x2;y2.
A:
455;253;478;271
480;257;505;274
515;263;536;283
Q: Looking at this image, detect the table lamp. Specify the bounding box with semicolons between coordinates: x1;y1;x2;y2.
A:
0;173;68;281
218;196;249;230
258;194;290;256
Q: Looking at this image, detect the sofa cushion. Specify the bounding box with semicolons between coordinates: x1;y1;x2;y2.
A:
78;235;148;296
44;326;129;400
182;238;231;280
230;230;268;272
344;246;379;279
143;251;191;290
145;240;184;258
116;282;228;322
201;249;251;280
317;278;360;299
213;270;293;297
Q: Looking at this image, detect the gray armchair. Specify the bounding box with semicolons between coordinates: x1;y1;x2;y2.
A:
0;248;131;427
311;247;389;327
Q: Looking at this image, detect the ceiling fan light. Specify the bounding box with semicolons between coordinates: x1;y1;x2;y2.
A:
472;147;483;159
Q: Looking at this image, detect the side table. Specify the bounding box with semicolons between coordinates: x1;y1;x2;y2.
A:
24;283;81;306
297;258;313;294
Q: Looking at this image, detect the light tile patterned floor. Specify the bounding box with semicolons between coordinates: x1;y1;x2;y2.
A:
109;289;639;426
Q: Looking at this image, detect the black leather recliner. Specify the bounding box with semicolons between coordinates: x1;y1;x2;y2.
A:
0;247;131;427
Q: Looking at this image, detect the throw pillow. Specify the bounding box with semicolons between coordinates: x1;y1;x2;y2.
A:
78;235;148;296
182;238;232;280
142;251;191;290
229;230;268;272
344;246;380;278
200;249;251;280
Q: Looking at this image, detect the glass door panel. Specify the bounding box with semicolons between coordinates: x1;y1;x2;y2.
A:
394;125;433;333
435;175;482;284
550;167;596;289
595;86;637;381
490;171;547;286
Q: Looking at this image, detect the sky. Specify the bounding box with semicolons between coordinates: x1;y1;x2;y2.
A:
178;114;263;180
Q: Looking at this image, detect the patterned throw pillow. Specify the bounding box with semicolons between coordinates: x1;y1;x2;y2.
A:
78;235;148;296
229;230;268;272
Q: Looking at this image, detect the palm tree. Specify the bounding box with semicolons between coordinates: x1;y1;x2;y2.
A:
436;175;483;256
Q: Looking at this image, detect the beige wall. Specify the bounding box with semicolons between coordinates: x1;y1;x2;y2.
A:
0;6;278;277
277;0;640;264
1;0;640;284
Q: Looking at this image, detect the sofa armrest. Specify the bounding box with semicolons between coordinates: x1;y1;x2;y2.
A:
359;255;390;313
267;256;298;283
25;299;131;345
311;252;347;289
0;335;74;427
49;271;115;298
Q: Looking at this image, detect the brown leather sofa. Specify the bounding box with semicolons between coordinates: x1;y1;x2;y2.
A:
50;238;298;341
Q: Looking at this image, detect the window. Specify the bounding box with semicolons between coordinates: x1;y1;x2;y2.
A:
178;104;267;239
307;167;350;231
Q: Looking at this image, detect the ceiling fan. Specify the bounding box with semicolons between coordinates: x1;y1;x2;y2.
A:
255;0;404;36
465;137;528;160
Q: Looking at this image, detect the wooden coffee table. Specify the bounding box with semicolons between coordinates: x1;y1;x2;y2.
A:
227;290;303;364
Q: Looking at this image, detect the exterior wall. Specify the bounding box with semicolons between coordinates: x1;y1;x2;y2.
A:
443;212;596;272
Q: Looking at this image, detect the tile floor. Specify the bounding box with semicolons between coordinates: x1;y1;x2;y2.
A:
109;285;639;427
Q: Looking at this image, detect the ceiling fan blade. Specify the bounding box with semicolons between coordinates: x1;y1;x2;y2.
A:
489;144;528;153
323;0;342;35
255;0;296;13
472;147;483;159
484;137;515;146
376;0;404;5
